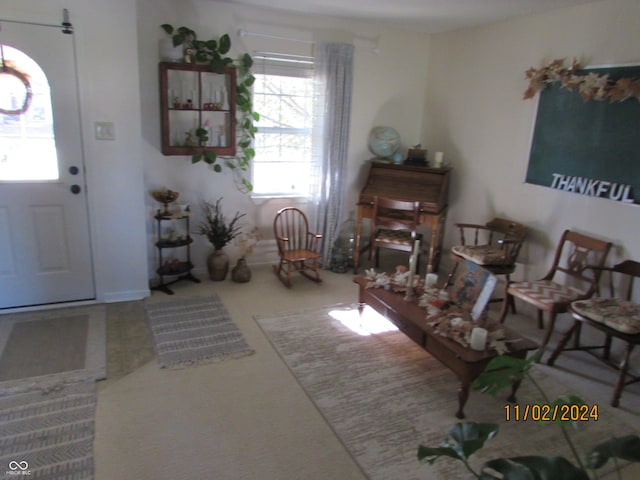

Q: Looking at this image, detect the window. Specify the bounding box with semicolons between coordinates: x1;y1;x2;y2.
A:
0;45;58;181
252;54;314;197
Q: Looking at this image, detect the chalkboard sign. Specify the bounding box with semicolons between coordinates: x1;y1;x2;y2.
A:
526;65;640;205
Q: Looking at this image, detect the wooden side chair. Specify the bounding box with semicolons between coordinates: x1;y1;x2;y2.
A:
273;207;323;288
369;196;423;271
547;260;640;407
498;229;612;350
444;217;526;312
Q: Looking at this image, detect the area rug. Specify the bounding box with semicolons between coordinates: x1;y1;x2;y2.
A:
0;381;96;479
256;304;637;480
145;295;254;369
0;305;106;394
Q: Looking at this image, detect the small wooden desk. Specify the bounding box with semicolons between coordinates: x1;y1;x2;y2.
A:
354;163;451;274
354;276;538;418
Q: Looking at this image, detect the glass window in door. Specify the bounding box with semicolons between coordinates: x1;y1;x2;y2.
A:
0;44;58;181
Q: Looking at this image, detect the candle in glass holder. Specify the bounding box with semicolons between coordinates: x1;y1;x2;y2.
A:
470;327;488;351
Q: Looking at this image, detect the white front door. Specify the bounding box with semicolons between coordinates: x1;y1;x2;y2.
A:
0;19;95;309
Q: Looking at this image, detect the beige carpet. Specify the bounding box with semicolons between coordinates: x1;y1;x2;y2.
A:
0;305;106;394
93;262;640;480
257;302;639;480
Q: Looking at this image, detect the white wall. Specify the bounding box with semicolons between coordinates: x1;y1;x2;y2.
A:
2;0;150;302
423;0;640;280
135;0;430;278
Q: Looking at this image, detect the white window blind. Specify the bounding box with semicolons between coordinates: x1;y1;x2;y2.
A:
251;53;314;197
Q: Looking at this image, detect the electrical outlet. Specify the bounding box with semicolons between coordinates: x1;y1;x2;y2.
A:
95;121;115;140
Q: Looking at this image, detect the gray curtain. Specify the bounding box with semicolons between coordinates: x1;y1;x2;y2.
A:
310;42;354;268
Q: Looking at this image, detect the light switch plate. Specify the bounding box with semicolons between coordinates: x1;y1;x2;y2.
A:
95;121;115;140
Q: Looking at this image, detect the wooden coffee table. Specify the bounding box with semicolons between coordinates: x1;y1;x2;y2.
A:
354;276;538;418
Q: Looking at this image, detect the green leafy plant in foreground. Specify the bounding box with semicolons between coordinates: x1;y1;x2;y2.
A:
418;350;640;479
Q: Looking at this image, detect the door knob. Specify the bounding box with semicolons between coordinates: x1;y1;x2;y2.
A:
69;166;79;175
70;184;81;194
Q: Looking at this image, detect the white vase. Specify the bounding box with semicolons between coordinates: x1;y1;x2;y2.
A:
159;38;183;62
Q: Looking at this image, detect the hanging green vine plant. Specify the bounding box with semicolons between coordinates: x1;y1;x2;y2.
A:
161;24;259;192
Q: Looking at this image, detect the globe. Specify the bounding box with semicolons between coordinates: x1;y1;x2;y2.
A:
368;126;400;158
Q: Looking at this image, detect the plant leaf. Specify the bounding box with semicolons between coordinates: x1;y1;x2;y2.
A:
449;423;499;458
418;422;498;467
417;445;464;464
191;153;202;164
172;33;184;47
588;435;640;469
161;24;174;35
473;351;541;396
218;34;231;54
241;53;253;69
482;456;589;480
244;73;256;86
545;394;586;425
204;151;217;164
213;164;222;172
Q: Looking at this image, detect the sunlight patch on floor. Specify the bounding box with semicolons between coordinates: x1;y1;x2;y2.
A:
329;306;398;336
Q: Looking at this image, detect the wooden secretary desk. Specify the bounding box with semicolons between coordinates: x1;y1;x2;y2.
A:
354;162;451;274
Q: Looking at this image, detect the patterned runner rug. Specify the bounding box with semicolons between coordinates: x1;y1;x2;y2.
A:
145;295;254;368
256;304;637;480
0;381;96;480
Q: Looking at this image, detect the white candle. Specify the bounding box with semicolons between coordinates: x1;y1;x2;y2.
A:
434;151;444;167
412;240;420;273
470;327;488;351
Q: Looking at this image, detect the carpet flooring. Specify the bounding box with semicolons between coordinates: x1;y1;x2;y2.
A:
0;306;106;394
256;303;638;480
145;295;254;368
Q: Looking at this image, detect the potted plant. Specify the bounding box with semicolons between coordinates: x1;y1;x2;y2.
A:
197;198;245;281
231;227;261;283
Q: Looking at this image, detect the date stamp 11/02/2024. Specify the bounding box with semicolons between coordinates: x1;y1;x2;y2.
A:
505;403;599;422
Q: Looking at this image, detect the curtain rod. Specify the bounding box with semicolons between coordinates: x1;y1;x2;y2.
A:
238;28;313;45
238;28;379;54
0;9;72;34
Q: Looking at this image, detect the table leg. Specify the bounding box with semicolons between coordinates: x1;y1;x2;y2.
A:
456;382;470;419
353;211;364;274
507;379;522;403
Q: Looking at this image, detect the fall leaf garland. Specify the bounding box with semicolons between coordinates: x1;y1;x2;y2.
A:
523;58;640;103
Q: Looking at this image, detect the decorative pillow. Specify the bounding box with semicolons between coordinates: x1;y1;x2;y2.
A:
571;297;640;335
452;245;506;266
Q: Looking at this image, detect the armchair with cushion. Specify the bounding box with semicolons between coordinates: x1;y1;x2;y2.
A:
444;217;526;313
498;229;612;350
547;260;640;407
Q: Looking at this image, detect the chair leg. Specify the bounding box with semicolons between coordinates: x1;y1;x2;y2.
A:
603;334;612;360
273;259;292;287
572;322;583;349
498;289;512;324
299;259;322;283
443;261;459;290
505;275;517;314
612;343;634;408
540;311;556;350
547;321;578;366
537;310;544;329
